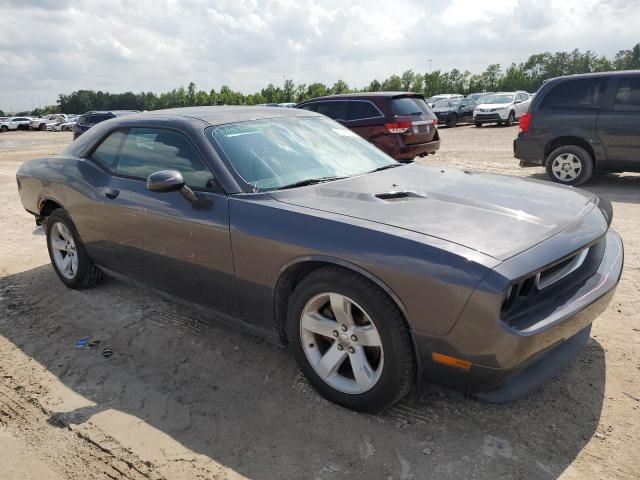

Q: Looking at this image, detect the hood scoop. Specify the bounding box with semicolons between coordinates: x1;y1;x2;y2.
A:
375;191;425;202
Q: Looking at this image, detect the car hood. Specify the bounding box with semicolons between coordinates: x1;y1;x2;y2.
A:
476;103;513;109
270;163;603;261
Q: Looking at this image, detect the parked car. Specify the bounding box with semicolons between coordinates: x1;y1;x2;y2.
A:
31;114;67;131
473;91;531;127
467;92;494;103
431;98;477;127
51;119;78;132
277;103;297;108
426;94;463;108
73;110;139;140
16;107;623;412
296;92;439;161
515;71;640;186
0;116;32;132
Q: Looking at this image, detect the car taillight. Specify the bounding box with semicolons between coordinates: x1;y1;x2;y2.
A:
519;112;532;133
432;118;438;127
385;121;412;134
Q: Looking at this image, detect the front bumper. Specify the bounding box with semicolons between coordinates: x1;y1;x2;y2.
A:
474;110;509;123
415;229;623;400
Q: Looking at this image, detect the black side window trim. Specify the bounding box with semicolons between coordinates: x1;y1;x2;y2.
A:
346;100;385;122
86;126;220;193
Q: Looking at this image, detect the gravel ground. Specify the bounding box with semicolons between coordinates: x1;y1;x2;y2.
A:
0;127;638;480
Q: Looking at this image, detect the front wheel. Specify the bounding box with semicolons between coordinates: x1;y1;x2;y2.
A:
474;121;482;127
0;125;7;132
447;114;458;128
545;145;594;186
505;111;515;126
46;209;103;289
287;267;415;413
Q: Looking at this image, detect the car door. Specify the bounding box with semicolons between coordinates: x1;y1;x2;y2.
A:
458;100;472;122
87;127;240;317
597;75;640;167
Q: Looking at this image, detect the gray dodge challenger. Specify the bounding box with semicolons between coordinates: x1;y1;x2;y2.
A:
16;107;623;412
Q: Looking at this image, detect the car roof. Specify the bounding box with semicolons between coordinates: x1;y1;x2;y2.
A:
82;110;139;116
127;106;321;126
545;70;639;82
298;92;424;102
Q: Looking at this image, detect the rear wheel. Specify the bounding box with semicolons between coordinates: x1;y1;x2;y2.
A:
39;123;46;131
545;145;594;186
287;267;415;413
0;125;7;132
46;209;103;289
447;114;458;128
474;121;482;127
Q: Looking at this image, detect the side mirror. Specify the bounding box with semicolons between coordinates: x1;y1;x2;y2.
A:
147;170;185;192
515;99;522;104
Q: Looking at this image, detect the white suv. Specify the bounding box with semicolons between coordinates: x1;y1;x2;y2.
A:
30;114;67;131
473;91;531;127
0;117;32;132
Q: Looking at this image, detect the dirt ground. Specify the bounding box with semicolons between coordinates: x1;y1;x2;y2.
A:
0;126;638;480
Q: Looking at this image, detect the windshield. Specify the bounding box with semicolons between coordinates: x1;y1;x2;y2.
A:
480;94;514;104
433;100;459;108
209;117;397;191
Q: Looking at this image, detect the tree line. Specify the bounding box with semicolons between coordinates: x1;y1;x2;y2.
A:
15;43;640;116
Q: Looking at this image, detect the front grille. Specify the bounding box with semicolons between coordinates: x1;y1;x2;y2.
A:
501;238;606;330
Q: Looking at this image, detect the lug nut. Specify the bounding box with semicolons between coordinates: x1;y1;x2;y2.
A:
337;344;344;351
332;330;339;337
350;334;357;342
341;324;348;332
348;347;355;354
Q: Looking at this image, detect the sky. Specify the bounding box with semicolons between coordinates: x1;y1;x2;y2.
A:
1;0;639;112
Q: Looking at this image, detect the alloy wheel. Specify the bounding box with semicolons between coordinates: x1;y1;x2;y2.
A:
300;292;384;394
49;222;79;279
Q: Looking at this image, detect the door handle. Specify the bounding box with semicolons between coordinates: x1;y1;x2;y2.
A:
105;188;119;199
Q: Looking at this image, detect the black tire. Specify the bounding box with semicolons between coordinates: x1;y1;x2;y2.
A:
545;145;594;186
474;121;482;128
505;111;515;126
0;125;7;132
447;114;458;128
39;123;46;131
45;209;103;289
287;267;415;413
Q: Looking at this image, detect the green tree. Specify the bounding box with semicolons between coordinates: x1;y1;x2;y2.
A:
331;79;350;94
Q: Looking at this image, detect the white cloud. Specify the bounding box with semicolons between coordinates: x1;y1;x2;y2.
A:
0;0;638;111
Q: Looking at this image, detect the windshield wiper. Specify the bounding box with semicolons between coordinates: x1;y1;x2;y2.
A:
367;163;403;174
277;176;347;190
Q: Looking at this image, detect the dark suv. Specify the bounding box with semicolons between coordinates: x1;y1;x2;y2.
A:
73;110;139;140
296;93;440;161
515;71;640;186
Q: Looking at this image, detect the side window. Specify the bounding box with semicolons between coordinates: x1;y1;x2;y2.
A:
91;130;126;170
81;115;97;127
347;101;381;121
540;78;606;110
298;103;317;112
115;128;215;190
315;101;348;120
614;77;640;112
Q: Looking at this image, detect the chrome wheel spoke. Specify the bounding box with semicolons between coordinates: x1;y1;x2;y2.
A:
301;311;337;339
352;324;382;347
316;343;348;379
350;346;376;390
330;293;353;327
50;238;67;251
61;254;72;275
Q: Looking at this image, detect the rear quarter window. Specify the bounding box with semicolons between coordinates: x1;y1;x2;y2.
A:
540;78;606;110
347;101;382;121
315;101;348;121
391;97;431;116
614;77;640;112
